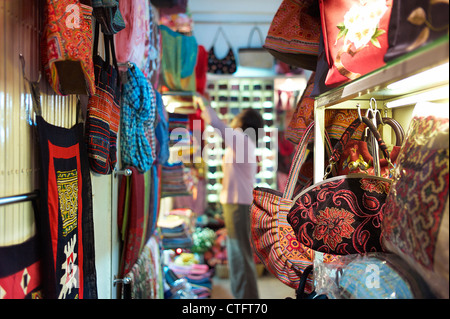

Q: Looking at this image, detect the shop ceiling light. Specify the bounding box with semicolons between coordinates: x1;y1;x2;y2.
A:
385;86;449;108
387;62;449;91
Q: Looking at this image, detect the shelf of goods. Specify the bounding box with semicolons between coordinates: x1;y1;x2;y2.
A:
205;77;278;203
312;35;449;286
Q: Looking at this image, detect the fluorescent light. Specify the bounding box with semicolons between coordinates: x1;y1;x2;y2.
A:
387;62;449;91
385;86;449;108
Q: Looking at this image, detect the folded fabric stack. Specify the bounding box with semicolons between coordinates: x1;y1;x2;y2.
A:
170;258;213;299
168;113;191;147
158;215;193;249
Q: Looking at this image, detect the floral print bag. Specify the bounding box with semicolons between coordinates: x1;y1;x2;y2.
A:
287;116;393;255
318;0;393;88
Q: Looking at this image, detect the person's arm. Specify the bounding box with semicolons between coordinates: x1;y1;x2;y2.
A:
201;106;248;150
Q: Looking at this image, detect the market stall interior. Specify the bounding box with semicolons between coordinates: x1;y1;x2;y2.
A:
0;0;448;300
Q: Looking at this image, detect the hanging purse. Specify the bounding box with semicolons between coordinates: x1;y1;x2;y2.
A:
238;27;274;69
85;22;121;175
318;0;393;87
384;0;449;62
287;116;394;255
382;102;449;299
41;0;95;96
207;27;237;75
264;0;321;71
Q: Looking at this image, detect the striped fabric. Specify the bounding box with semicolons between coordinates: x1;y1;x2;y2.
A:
251;188;314;291
86;53;121;174
251;123;316;291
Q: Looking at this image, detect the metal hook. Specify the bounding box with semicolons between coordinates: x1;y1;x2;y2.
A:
356;103;363;122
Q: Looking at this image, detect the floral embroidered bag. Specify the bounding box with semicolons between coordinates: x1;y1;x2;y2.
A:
318;0;393;87
287;116;393;255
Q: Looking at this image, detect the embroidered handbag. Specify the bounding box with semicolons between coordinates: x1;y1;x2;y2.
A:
384;0;449;62
85;22;121;174
382;102;449;299
337;116;404;178
238;27;274;69
318;0;393;88
264;0;321;71
287;116;393;255
251;122;339;291
91;0;126;35
336;253;435;299
207;27;237;75
41;0;95;96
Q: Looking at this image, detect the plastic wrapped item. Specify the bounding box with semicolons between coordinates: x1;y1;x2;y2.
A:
315;253;436;299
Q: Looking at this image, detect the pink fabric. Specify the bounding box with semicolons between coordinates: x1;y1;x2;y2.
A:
115;0;149;71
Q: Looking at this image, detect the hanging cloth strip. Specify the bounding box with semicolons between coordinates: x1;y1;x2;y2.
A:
35;110;98;299
160;25;198;91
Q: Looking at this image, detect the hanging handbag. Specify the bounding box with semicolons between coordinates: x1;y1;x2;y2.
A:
85;22;121;175
207;27;237;75
318;0;393;87
287;116;394;255
238;27;274;69
384;0;449;62
382;102;449;299
91;0;126;35
41;0;96;96
251;123;338;292
264;0;321;71
337;115;404;179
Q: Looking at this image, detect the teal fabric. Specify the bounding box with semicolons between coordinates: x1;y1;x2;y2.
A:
159;25;198;91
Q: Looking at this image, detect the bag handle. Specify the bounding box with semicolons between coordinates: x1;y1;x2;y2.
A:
247;26;264;47
283;122;336;200
325;116;392;179
211;26;232;48
283;122;314;200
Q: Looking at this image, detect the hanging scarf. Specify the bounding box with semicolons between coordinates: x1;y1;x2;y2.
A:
121;63;156;173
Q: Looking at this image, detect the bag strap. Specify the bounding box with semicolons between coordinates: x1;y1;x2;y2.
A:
283;122;315;200
247;26;264;47
211;26;232;48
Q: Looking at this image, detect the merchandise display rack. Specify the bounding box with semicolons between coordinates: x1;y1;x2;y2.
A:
312;35;449;294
